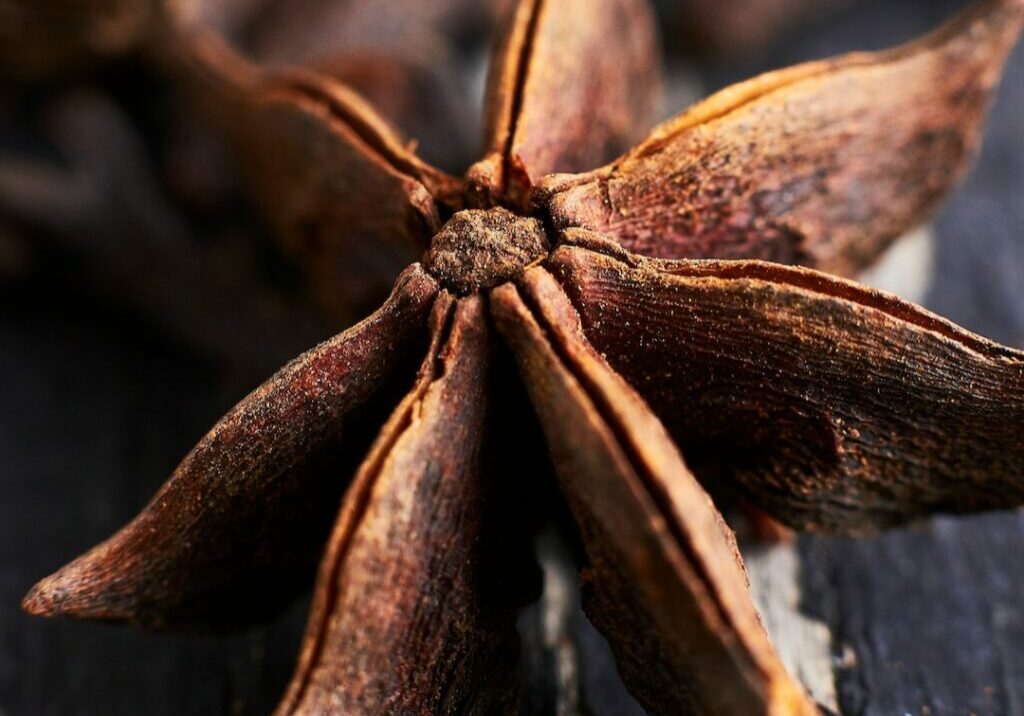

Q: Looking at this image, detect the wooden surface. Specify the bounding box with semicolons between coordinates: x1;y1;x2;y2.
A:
3;0;1024;713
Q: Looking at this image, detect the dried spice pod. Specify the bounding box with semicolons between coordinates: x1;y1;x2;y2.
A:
23;267;437;630
468;0;662;207
279;295;532;715
235;73;461;323
548;234;1024;532
491;271;816;715
539;0;1024;276
22;0;1024;713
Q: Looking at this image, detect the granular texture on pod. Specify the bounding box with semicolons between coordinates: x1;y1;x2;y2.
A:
22;0;1024;713
423;207;550;295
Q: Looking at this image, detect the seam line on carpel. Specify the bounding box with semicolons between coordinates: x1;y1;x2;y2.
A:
500;0;545;195
515;273;755;671
276;83;420;178
282;297;456;713
269;79;460;212
560;242;1024;361
273;85;447;244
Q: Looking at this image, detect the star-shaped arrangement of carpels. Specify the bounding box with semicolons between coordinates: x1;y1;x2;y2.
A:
23;0;1024;713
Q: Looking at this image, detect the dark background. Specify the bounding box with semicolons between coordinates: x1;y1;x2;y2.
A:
2;0;1023;713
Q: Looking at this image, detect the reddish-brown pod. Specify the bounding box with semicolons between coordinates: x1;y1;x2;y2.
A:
23;267;438;630
467;0;662;207
22;0;1024;713
539;0;1024;276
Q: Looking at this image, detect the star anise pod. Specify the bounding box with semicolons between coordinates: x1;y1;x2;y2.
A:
23;0;1024;713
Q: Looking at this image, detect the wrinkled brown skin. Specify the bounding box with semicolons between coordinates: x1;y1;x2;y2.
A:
423;207;550;295
22;266;437;630
550;233;1024;532
279;295;528;715
539;0;1024;277
491;272;817;716
467;0;662;208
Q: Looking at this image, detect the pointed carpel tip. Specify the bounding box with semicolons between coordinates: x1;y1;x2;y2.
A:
20;557;111;621
21;573;68;618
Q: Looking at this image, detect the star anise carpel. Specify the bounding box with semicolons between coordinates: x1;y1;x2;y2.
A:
22;0;1024;713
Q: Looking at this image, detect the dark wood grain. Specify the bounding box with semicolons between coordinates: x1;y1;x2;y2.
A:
800;514;1024;716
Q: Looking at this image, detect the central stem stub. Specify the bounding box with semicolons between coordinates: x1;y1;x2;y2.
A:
424;207;550;295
